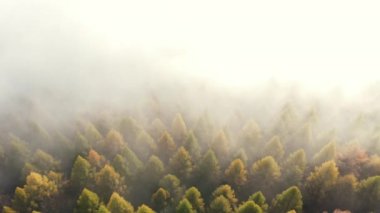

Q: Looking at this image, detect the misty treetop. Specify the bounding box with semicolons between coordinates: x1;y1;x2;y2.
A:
1;99;380;213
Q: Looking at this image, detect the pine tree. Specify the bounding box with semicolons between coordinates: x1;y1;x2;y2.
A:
212;185;238;208
304;161;339;211
157;131;176;163
70;155;91;190
250;156;281;196
134;130;156;160
169;147;193;181
183;131;201;161
176;198;195;213
151;188;171;211
95;165;125;200
103;130;125;158
184;187;205;213
111;154;131;180
225;159;247;187
357;175;380;212
248;191;268;212
236;201;262;213
282;149;307;186
97;205;110;213
211;130;230;165
107;192;134;213
209;196;232;213
171;113;188;144
136;204;156;213
196;149;221;195
271;186;302;213
159;174;183;202
263;136;284;161
75;188;100;213
312;141;336;165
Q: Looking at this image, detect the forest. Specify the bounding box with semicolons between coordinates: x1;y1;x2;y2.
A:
1;86;380;213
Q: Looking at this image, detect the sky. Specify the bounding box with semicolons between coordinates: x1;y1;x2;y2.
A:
1;0;380;98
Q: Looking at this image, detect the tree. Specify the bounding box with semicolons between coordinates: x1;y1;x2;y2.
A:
250;156;281;196
142;155;165;184
225;159;247;187
209;196;232;213
236;201;262;213
75;188;100;213
157;131;176;163
87;149;106;170
328;174;358;211
212;185;238;208
19;172;58;211
102;130;125;158
70;155;91;190
84;123;103;144
176;198;195;213
112;154;131;180
136;204;156;213
171;113;188;144
211;130;230;165
271;186;302;213
23;149;60;176
159;174;183;202
169;147;193;181
120;117;142;143
151;188;171;211
97;205;110;213
183;131;201;161
282;149;307;186
313;141;336;165
357;175;380;212
134;130;156;160
2;206;17;213
107;192;134;213
12;187;28;212
95;165;125;200
304;161;339;211
248;191;268;212
238;120;262;155
184;187;205;213
120;146;143;175
195;149;221;195
263;136;284;161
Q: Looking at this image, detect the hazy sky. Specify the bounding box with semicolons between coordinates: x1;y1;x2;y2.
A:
1;0;380;97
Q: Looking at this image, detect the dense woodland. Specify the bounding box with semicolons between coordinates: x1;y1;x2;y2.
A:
1;92;380;213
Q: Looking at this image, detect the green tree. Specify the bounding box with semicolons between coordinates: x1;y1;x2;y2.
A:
236;201;262;213
248;191;268;212
238;120;262;155
195;149;221;195
183;131;201;161
112;154;131;180
70;155;91;190
136;204;156;213
75;188;100;213
176;198;195;213
23;149;60;176
169;147;193;181
171;113;188;144
120;146;143;175
212;185;238;208
250;156;281;196
134;130;156;160
313;141;336;165
304;161;339;211
211;130;230;165
328;174;358;211
107;192;134;213
271;186;302;213
184;187;205;213
151;188;171;211
209;196;232;213
282;149;307;186
95;165;125;200
103;130;125;158
12;187;28;212
97;205;110;213
357;175;380;212
263;136;284;161
159;174;183;202
225;159;247;187
157;131;177;163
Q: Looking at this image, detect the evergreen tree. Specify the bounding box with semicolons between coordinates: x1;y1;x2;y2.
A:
157;131;176;163
75;188;100;213
97;205;110;213
184;187;205;213
304;161;339;211
236;201;262;213
195;149;221;196
250;156;281;196
263;136;284;161
176;198;195;213
313;141;336;165
151;188;171;211
225;159;247;187
183;131;201;161
95;165;125;200
112;154;131;180
211;130;230;165
248;191;268;212
212;185;238;208
169;147;193;181
70;155;91;190
134;130;156;160
159;174;183;202
209;196;232;213
171;113;188;144
282;149;307;186
121;146;143;175
136;204;156;213
103;129;125;158
107;192;134;213
271;186;302;213
357;175;380;212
